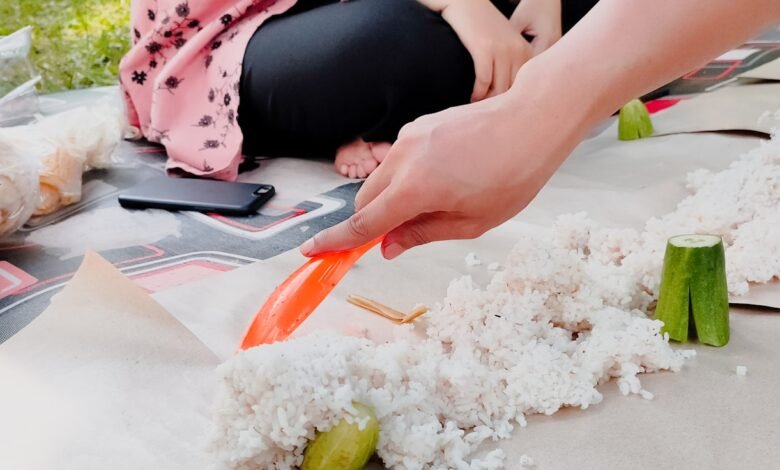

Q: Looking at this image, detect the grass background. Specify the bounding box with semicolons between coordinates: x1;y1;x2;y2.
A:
0;0;130;93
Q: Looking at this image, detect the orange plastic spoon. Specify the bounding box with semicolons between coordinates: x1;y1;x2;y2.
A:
239;238;382;350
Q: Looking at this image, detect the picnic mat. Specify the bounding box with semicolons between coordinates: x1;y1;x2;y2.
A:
0;87;356;342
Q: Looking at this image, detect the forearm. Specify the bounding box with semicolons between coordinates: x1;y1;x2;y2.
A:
519;0;780;126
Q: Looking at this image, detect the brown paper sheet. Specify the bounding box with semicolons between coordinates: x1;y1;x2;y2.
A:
598;82;780;138
518;132;765;229
497;305;780;468
158;213;780;469
3;128;780;468
3;252;780;469
0;252;218;470
153;221;521;360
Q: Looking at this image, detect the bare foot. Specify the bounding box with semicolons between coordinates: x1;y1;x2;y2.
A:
334;138;391;179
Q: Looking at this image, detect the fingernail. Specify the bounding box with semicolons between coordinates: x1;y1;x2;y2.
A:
300;238;315;256
382;243;404;260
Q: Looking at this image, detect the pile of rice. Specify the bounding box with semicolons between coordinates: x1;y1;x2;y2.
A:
209;133;780;469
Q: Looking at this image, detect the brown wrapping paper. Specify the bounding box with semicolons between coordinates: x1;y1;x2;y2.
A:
0;252;218;469
598;82;780;138
2;115;780;468
2;236;780;469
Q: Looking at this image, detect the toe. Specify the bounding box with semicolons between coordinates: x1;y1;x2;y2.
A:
356;165;367;179
369;142;392;163
339;164;349;176
360;157;378;175
335;139;364;167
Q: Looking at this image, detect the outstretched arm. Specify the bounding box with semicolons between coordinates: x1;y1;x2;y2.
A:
545;0;779;121
302;0;780;258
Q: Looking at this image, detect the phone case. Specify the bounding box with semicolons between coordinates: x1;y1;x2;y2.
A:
118;177;275;216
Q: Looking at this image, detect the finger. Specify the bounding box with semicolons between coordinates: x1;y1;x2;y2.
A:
354;166;392;212
487;58;510;98
356;164;367;179
471;55;493;102
381;213;480;259
301;186;419;256
348;165;357;179
353;141;402;211
359;155;378;176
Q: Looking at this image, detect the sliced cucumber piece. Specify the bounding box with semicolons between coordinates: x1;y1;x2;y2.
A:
618;99;654;141
302;403;379;470
655;234;730;347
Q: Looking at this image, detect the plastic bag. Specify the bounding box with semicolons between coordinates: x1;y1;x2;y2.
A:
0;27;41;127
0;101;126;218
34;103;125;215
0;140;39;239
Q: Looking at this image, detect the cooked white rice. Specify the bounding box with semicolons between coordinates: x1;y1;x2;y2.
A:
464;252;482;267
209;132;780;469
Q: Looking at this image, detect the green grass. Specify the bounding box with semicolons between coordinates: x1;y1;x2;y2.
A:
0;0;130;93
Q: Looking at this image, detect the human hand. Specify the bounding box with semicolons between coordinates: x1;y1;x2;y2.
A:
301;0;780;258
300;68;592;259
432;0;534;101
510;0;562;55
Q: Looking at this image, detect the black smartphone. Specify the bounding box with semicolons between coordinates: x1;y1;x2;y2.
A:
118;176;275;216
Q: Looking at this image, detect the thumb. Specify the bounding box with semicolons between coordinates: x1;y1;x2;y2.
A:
381;213;480;259
301;186;417;257
511;18;531;35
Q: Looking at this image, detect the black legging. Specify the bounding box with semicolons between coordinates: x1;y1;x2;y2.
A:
238;0;595;159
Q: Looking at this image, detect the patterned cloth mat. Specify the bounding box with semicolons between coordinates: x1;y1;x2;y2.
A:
0;113;357;343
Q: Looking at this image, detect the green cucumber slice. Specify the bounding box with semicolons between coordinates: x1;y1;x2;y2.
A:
302;402;379;470
655;234;730;347
618;99;654;141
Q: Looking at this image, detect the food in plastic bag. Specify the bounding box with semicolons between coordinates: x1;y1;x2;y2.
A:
0;27;40;127
0;140;39;238
31;103;126;215
0;101;126;217
36;148;86;215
